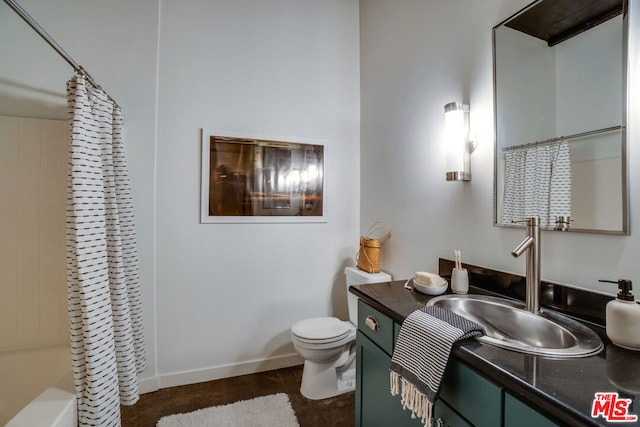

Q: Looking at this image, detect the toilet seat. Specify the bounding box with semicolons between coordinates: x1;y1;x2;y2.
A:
291;317;353;345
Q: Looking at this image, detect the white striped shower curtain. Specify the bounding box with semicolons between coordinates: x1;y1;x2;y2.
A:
66;74;145;426
502;141;572;228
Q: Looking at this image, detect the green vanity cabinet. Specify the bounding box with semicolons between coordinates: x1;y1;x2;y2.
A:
356;329;424;427
504;392;559;427
357;300;553;427
438;360;502;426
433;399;474;427
356;301;422;426
356;300;499;426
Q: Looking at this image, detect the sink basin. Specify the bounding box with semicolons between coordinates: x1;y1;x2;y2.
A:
427;294;603;358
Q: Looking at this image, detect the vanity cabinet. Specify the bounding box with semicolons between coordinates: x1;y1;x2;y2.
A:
504;392;558;427
356;327;424;427
355;300;557;427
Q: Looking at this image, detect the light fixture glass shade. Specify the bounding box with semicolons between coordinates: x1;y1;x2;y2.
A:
444;102;471;181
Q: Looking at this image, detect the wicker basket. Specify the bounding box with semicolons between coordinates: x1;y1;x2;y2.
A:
357;237;382;273
356;222;391;274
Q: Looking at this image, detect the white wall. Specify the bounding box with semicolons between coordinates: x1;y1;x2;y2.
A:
1;0;359;389
0;0;160;384
153;0;360;385
360;0;640;295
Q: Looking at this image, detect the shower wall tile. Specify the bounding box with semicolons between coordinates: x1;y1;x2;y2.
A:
39;289;68;346
0;116;19;152
0;125;19;228
16;237;40;304
0;218;17;316
39;120;67;288
19;118;44;153
0;275;17;316
0;125;18;319
0;313;17;351
17;283;39;331
16;328;39;349
0;115;68;352
0;156;18;219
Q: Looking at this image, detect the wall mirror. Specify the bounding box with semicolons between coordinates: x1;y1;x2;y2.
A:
493;0;629;234
200;130;326;223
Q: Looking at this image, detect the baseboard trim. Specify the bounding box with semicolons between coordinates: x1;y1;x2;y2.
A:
138;376;160;394
145;353;303;392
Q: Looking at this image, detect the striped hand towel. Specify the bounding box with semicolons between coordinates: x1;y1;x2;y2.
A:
390;306;485;426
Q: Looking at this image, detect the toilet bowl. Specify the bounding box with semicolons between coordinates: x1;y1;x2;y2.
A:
291;267;391;400
291;317;357;400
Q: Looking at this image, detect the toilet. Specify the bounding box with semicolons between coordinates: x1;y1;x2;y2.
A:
291;266;392;400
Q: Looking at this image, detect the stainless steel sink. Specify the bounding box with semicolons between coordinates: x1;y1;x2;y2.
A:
427;294;603;358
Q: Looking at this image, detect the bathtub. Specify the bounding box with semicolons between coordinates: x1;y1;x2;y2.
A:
1;345;76;427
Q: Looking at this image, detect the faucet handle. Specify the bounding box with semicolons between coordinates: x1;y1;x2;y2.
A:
511;217;540;226
554;215;574;231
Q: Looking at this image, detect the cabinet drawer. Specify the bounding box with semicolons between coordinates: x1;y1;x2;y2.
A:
439;359;502;427
358;300;394;355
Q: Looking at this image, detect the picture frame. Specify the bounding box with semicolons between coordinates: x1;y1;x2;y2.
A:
200;130;327;223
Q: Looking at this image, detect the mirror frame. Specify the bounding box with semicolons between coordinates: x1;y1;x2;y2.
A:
492;0;630;235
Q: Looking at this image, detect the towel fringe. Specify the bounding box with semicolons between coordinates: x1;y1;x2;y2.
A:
390;371;433;427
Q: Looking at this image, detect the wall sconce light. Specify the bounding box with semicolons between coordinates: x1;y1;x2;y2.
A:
444;102;472;182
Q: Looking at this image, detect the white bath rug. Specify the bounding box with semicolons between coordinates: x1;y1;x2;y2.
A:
156;393;300;427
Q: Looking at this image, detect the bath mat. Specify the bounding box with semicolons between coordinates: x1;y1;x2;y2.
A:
156;393;299;427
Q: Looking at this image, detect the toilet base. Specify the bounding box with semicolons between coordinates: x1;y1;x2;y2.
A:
300;356;356;400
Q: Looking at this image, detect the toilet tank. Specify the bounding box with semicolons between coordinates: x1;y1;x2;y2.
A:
345;266;392;326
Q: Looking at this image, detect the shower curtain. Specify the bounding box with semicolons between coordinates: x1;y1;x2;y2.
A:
66;73;145;426
502;141;572;228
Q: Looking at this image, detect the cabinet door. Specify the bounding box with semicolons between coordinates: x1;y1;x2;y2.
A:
439;359;502;427
433;399;473;427
356;331;423;427
504;392;559;427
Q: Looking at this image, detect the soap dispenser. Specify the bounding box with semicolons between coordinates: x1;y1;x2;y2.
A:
600;279;640;351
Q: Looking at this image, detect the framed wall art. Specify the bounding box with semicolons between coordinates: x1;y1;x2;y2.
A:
200;130;326;223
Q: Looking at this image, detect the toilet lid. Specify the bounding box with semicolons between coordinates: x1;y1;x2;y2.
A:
291;317;351;341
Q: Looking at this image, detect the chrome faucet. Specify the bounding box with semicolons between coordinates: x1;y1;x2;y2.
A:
511;217;541;313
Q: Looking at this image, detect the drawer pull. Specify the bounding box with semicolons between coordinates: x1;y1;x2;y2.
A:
365;315;379;332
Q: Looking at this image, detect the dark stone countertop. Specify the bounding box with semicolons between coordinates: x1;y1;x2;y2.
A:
349;260;640;427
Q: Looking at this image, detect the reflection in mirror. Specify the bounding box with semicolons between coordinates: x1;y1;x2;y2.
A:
493;0;628;234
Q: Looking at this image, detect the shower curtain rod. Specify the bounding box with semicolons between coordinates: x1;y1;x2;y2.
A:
3;0;119;107
501;125;623;152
